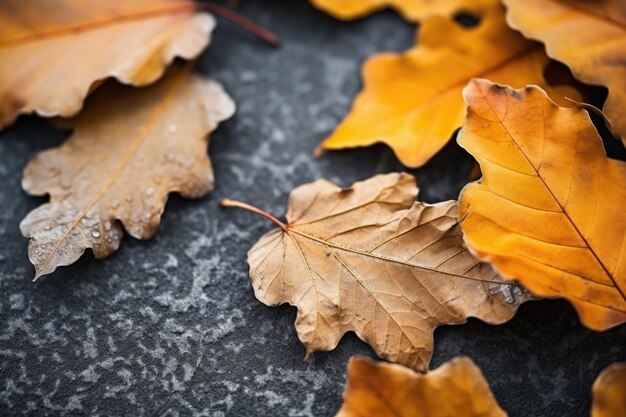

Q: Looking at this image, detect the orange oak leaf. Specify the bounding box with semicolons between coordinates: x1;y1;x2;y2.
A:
221;173;530;371
317;4;581;168
0;0;214;128
309;0;495;22
20;63;235;279
503;0;626;145
458;79;626;331
335;356;507;417
593;362;626;417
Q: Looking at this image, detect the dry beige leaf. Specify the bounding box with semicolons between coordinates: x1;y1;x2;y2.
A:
336;356;507;417
221;173;530;371
20;63;235;279
0;0;214;128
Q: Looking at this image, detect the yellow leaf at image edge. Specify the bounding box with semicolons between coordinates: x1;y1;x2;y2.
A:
503;0;626;146
336;356;507;417
458;79;626;331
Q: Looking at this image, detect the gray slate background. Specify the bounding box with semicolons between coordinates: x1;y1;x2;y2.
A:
1;1;626;416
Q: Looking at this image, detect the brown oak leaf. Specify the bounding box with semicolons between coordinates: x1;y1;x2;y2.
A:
20;63;235;279
221;173;530;371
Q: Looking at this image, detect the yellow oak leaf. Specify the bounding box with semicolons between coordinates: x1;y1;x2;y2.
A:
318;4;580;167
310;0;495;22
336;356;507;417
458;79;626;331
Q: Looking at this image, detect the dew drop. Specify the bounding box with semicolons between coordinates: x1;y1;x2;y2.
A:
145;187;156;197
91;230;101;239
104;221;112;231
168;124;178;133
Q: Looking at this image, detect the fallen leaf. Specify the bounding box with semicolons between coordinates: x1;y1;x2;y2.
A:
318;4;581;167
0;0;214;128
503;0;626;145
593;362;626;417
221;173;530;371
336;356;507;417
310;0;494;22
20;63;235;279
458;79;626;331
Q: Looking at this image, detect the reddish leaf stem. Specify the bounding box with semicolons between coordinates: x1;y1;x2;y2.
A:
220;199;287;230
199;2;280;46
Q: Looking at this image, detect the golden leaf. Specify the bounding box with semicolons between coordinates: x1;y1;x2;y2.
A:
309;0;494;21
20;64;235;279
0;0;214;128
318;4;581;168
593;362;626;417
458;79;626;331
503;0;626;145
336;356;507;417
222;173;530;371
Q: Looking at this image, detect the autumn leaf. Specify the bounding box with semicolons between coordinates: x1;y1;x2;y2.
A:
221;173;530;371
593;362;626;417
0;0;214;129
20;63;235;279
458;79;626;331
336;356;507;417
318;4;581;168
309;0;495;22
503;0;626;145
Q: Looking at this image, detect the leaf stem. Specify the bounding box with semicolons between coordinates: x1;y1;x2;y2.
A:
199;3;280;47
220;199;287;230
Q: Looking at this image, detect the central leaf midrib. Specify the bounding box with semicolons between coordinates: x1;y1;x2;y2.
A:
288;228;512;285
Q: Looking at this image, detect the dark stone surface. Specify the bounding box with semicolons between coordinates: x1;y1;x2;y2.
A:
1;1;625;416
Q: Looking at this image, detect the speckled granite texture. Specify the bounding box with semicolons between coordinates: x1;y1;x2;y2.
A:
1;1;626;416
